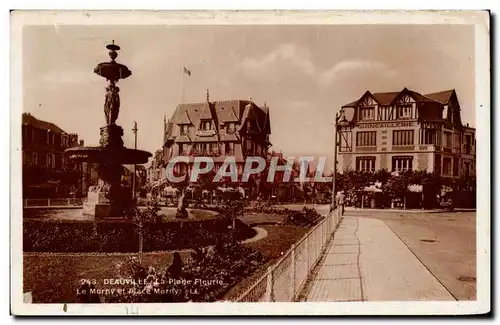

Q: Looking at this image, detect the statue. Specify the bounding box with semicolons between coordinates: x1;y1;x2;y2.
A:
176;189;188;219
104;84;120;125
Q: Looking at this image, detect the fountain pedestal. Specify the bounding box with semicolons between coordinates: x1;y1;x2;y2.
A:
82;125;132;219
65;41;151;220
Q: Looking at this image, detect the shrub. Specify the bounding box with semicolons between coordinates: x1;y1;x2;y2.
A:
23;218;257;253
104;242;266;303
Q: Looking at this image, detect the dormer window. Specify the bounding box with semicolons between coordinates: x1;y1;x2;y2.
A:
180;124;190;135
226;122;236;133
359;107;374;121
200;120;212;130
397;104;412;119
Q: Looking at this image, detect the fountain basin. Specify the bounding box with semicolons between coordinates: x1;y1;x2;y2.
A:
65;146;152;164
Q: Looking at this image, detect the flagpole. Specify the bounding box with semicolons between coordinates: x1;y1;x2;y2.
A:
181;64;185;104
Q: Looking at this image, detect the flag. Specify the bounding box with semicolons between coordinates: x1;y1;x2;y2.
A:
183;66;191;76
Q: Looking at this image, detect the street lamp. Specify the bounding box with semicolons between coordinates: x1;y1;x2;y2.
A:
132;121;138;200
331;112;348;212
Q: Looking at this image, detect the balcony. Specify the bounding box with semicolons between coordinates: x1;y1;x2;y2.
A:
355;146;377;153
195;129;216;137
391;145;415;152
184;149;221;157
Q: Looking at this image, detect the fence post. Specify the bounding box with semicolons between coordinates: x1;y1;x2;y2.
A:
291;244;296;300
67;198;70;205
265;266;275;302
48;198;51;207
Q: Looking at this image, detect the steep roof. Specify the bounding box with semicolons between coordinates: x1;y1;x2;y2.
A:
22;113;66;134
342;88;450;107
424;89;455;105
372;92;400;105
166;99;270;142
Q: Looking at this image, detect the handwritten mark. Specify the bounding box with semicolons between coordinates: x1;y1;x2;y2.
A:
63;303;67;312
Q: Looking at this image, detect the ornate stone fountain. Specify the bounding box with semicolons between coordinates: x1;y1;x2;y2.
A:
66;41;152;219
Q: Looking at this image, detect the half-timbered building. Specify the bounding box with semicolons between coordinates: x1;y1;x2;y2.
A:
337;88;476;178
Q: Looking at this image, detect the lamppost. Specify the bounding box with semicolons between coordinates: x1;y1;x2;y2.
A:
331;112;348;212
132;121;138;200
331;112;341;211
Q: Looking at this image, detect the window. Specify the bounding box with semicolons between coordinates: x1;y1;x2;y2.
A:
453;133;461;149
397;105;412;119
420;129;440;146
359;107;375;121
356;157;376;172
47;154;53;168
435;154;442;175
180;124;189;135
393;130;414;146
200;120;212;130
226;122;236;133
464;135;472;154
392;156;413;172
246;139;252;153
225;142;234;154
444;132;452;148
443;157;452;176
453;158;459;177
46;131;50;144
464;162;470;178
442;106;448;120
356;131;376;147
178;143;184;154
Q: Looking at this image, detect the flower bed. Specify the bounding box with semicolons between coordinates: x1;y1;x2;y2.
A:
99;242;266;303
23;217;257;253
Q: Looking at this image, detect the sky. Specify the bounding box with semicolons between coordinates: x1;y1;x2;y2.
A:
22;24;475;168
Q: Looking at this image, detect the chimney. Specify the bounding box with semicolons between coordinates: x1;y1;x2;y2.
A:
79;140;84;146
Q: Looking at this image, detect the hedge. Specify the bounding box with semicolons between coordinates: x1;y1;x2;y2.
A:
23;218;257;253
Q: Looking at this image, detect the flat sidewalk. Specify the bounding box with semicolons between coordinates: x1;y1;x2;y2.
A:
302;216;456;301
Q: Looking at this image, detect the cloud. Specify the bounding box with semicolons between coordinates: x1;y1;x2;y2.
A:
319;60;398;88
239;43;397;88
240;43;316;81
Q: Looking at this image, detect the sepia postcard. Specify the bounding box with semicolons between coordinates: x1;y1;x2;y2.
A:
10;10;490;316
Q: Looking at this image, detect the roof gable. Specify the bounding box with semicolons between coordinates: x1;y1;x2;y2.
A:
22;113;66;134
424;89;455;105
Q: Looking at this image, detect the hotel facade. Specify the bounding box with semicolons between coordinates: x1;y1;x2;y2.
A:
337;88;476;179
160;97;272;181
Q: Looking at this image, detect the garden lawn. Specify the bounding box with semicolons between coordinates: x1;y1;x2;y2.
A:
24;214;311;303
223;224;309;300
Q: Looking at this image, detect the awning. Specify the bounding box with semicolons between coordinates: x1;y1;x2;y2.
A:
408;184;423;193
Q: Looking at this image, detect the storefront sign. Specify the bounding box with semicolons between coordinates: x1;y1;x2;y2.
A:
357;122;416;129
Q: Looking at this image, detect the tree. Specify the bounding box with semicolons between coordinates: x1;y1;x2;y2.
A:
124;196;161;263
220;199;247;246
382;173;409;199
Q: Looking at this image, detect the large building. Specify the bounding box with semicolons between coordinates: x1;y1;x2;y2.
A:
22;113;84;197
161;97;272;181
337;88;476;178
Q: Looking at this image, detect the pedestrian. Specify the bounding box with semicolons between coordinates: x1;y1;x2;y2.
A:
337;191;346;216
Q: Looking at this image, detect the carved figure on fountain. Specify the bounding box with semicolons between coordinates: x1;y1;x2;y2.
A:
104;84;120;125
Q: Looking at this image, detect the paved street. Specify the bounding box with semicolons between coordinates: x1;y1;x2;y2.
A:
302;214;464;302
346;209;477;300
